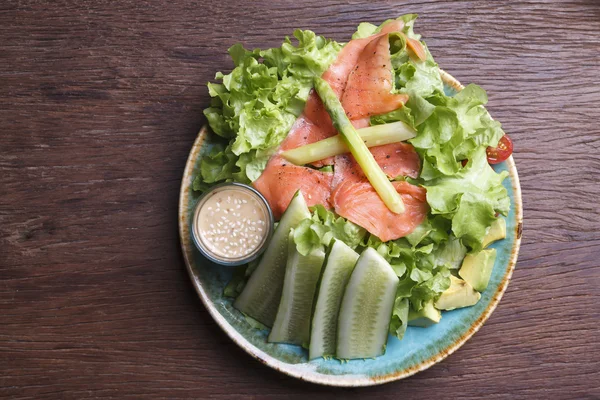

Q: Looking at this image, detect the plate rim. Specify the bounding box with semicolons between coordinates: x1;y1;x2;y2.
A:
178;70;523;387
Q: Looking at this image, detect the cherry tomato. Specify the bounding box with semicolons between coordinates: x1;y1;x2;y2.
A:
486;135;513;164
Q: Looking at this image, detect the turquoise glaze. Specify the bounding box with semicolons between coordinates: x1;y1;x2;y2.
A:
179;73;522;386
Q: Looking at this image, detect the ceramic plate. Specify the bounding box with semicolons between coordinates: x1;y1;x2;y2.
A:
178;70;523;387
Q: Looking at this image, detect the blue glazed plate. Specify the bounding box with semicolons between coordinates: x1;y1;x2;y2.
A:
178;70;523;386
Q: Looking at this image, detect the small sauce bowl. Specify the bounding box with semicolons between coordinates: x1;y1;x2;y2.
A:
190;182;274;266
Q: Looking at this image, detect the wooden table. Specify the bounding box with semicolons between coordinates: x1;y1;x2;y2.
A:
1;1;599;398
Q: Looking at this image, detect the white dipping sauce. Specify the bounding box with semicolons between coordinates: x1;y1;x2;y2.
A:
194;186;270;260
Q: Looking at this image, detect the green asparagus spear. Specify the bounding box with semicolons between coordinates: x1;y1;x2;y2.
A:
313;77;406;214
281;121;416;166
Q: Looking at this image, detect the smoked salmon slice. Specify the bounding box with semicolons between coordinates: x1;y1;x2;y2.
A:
321;20;405;97
284;21;407;152
368;142;421;180
253;19;428;241
279;110;331;153
253;155;333;219
331;178;428;242
331;151;427;241
341;34;409;119
332;142;421;186
252;23;403;212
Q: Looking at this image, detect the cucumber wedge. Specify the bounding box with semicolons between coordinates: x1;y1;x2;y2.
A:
309;240;359;360
337;247;399;359
268;232;326;345
233;191;311;327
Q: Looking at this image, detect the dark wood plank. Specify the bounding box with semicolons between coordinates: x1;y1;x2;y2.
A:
1;0;599;398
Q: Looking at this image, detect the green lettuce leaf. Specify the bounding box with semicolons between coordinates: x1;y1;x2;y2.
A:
293;205;366;256
410;84;506;181
393;58;444;98
353;14;420;40
352;22;378;39
423;147;509;251
389;297;409;339
409;266;451;311
195;30;341;189
431;234;467;269
404;215;450;247
199;142;239;183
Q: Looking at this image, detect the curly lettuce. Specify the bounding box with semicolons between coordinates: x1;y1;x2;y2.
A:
293;205;367;256
194;30;340;188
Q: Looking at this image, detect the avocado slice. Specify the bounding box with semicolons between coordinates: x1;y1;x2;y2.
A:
408;300;441;327
482;218;506;248
435;275;481;310
459;248;497;292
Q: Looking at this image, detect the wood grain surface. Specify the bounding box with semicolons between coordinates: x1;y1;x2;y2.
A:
1;0;599;398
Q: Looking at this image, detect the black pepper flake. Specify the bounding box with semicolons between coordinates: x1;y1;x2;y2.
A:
386;155;391;159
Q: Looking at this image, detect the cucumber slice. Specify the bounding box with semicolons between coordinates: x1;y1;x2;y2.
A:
337;247;399;359
233;191;311;327
309;240;359;360
268;232;326;345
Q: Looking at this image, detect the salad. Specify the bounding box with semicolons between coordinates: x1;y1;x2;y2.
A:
193;15;513;360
